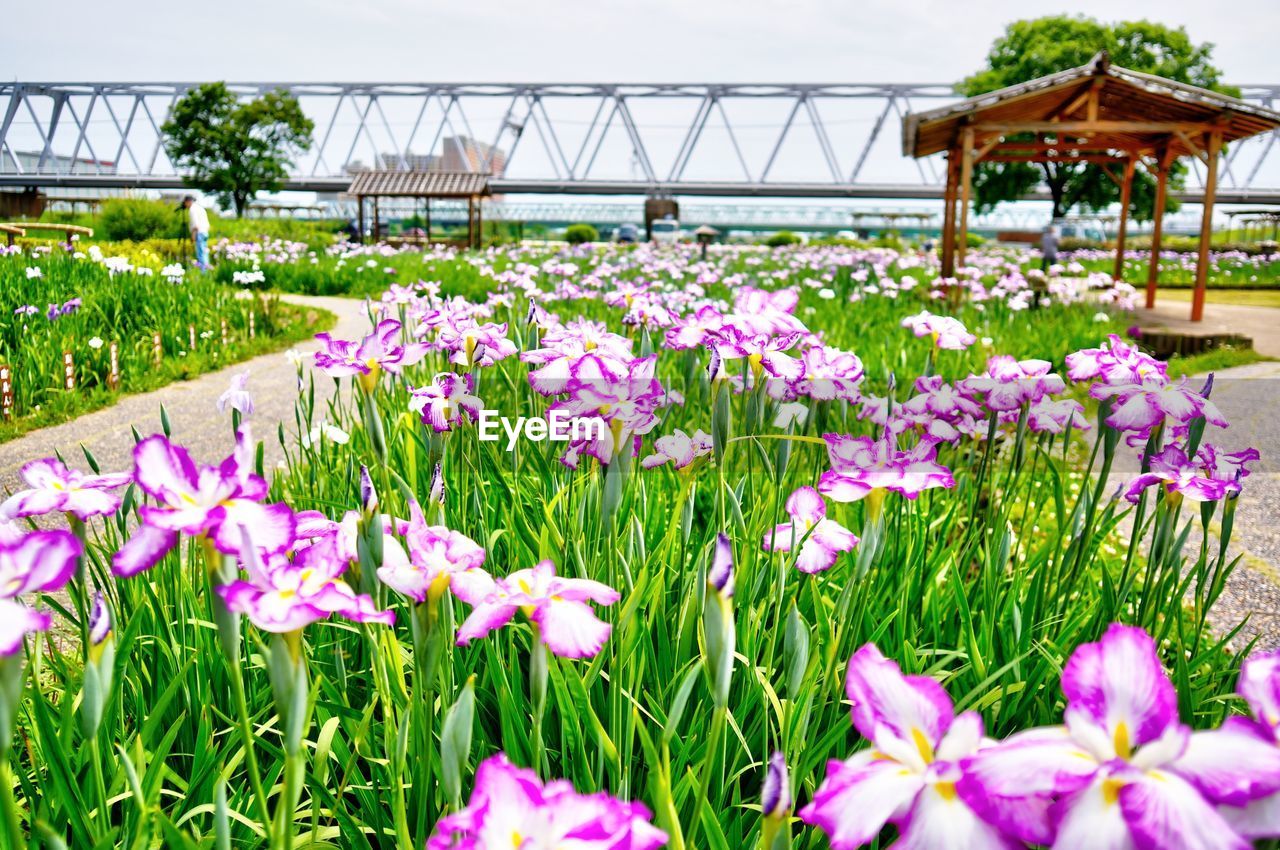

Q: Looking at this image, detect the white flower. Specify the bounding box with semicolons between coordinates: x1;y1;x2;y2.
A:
818;288;836;300
1093;311;1110;323
88;337;104;350
162;263;185;282
24;267;42;280
136;267;154;277
284;349;305;365
234;290;255;301
217;371;254;416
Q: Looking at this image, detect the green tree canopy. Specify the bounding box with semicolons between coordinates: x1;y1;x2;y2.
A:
962;16;1235;221
162;83;314;217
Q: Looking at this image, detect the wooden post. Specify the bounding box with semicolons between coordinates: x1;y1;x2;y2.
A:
373;197;380;243
1146;147;1172;309
1113;156;1136;282
1191;131;1223;322
476;197;484;249
467;196;475;249
957;127;975;269
940;150;959;277
0;365;11;419
357;196;366;244
425;197;432;243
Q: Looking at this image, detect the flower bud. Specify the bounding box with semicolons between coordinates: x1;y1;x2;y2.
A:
761;751;791;819
360;465;379;516
429;462;446;509
709;533;735;598
1200;372;1215;400
703;533;736;708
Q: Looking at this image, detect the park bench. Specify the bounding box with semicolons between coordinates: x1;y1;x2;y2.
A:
0;222;94;248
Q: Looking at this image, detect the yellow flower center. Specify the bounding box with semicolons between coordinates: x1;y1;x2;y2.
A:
1113;721;1132;760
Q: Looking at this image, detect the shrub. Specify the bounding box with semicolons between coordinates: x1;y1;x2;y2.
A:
98;198;186;242
564;223;599;245
765;230;801;247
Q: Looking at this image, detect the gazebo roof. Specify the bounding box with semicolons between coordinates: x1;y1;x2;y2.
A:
345;169;491;198
903;52;1280;159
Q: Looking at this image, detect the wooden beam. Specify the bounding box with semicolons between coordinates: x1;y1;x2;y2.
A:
957;127;975;270
973;135;1004;162
1113;157;1136;282
357;196;365;244
1191;131;1223;322
1146;146;1173;309
974;120;1216;134
940;149;959;277
1174;129;1208;163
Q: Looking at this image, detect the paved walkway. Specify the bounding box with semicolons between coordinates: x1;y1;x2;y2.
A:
0;294;370;490
1135;300;1280;357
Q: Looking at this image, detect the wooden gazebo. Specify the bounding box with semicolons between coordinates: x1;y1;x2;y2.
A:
902;52;1280;321
345;170;491;249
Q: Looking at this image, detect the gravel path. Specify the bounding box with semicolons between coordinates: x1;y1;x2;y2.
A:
0;294;370;491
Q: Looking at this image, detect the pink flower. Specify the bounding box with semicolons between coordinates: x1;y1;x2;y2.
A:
112;431;295;577
218;530;394;633
800;644;1017;848
0;524;80;655
1124;442;1256;503
0;458;131;521
901;311;976;350
641;429;714;470
428;753;666;850
762;487;858;573
456;560;620;659
377;500;491;604
819;434;955;503
313;319;428;387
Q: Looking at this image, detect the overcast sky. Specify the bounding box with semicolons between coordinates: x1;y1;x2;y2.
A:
3;0;1278;83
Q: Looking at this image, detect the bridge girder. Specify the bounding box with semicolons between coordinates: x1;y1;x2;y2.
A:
3;81;1279;203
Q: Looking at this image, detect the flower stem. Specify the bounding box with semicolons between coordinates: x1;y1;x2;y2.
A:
230;658;271;829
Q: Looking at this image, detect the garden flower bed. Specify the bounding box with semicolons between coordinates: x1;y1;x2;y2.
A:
0;245;332;440
0;241;1271;848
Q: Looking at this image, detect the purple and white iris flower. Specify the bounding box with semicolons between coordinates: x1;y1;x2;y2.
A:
1124;442;1256;504
112;431;295;577
427;753;667;850
0;524;80;654
762;486;858;574
218;532;394;632
901;311;976;350
408;373;484;432
958;624;1270;849
961;356;1065;412
0;458;131;521
819;434;955;504
640;429;714;471
313;319;428;390
377;499;491;604
456;559;620;659
1207;652;1280;837
800;644;1019;849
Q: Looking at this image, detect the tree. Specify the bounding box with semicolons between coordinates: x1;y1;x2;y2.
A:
162;83;314;217
962;17;1236;221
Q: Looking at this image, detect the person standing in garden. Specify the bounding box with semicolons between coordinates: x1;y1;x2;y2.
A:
1040;223;1059;272
183;195;211;269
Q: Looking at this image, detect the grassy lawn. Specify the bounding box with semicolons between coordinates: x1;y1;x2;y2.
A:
1154;288;1280;308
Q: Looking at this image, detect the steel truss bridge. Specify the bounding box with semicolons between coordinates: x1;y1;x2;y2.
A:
3;81;1280;203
